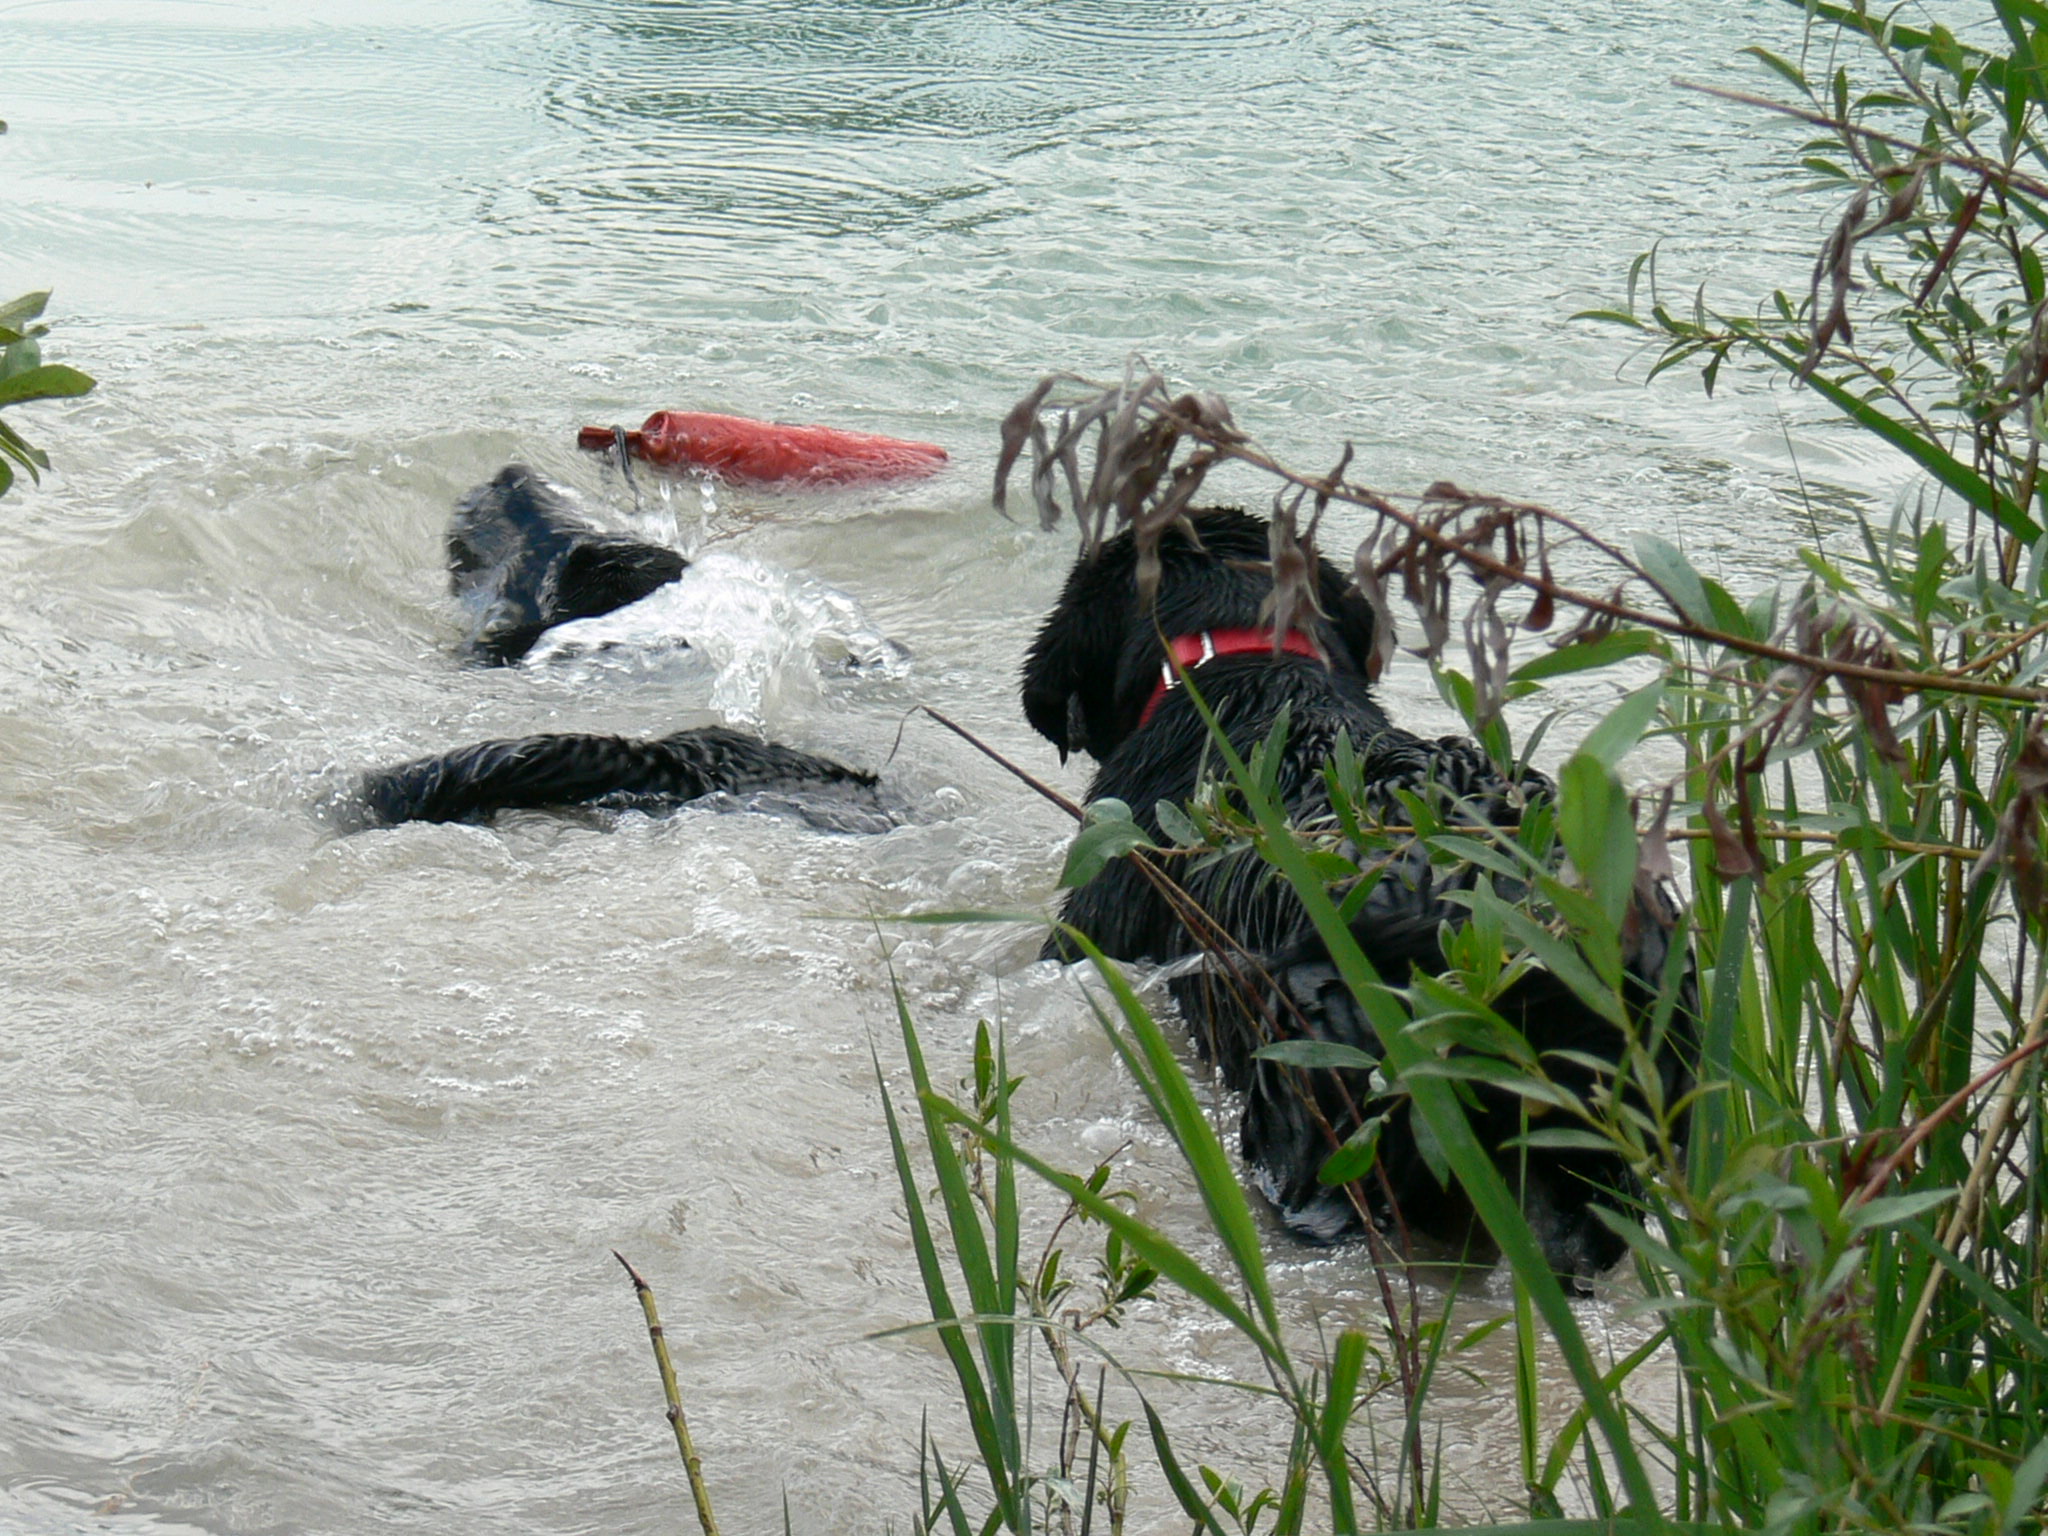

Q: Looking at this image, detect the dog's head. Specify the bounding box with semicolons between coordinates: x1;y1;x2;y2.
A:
447;466;583;594
1021;508;1381;761
448;465;686;664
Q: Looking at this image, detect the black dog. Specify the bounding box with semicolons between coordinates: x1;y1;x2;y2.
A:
449;463;688;665
353;725;878;828
346;466;879;829
1025;508;1692;1287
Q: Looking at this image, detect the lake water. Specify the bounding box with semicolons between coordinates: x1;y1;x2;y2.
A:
1;2;1915;1532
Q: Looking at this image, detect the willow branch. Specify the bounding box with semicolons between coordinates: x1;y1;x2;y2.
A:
1147;404;2048;708
1672;79;2048;203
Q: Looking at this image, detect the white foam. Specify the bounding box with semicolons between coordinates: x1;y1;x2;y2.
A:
518;548;909;722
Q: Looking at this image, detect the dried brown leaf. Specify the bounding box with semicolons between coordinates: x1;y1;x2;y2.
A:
1800;187;1869;382
993;376;1058;517
1636;783;1676;894
1703;781;1756;878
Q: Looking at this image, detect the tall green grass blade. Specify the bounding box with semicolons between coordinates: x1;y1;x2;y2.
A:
1318;1329;1366;1533
1386;1522;1716;1535
2002;1433;2048;1536
1906;1221;2048;1359
1752;338;2041;542
1274;1413;1312;1536
894;994;1023;1498
1143;1399;1232;1536
921;1416;977;1536
991;1028;1019;1453
1535;1328;1674;1496
1056;929;1292;1372
1515;1264;1540;1494
921;1089;1278;1361
1692;876;1752;1196
876;1017;1019;1528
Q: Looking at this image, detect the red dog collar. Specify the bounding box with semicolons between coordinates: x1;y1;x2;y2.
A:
1138;627;1326;727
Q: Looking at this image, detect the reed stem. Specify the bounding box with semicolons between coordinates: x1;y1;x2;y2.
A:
614;1251;722;1536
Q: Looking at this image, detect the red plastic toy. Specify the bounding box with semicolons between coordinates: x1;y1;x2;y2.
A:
577;410;947;486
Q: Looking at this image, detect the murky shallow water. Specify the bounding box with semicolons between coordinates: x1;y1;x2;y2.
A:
1;1;1924;1531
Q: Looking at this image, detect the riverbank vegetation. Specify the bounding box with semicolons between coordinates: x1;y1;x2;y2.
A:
0;290;93;497
626;3;2048;1531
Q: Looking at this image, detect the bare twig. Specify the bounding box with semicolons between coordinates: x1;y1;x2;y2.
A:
1672;79;2048;203
922;704;1086;822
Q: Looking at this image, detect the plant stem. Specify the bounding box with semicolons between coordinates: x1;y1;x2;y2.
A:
614;1251;723;1536
1876;982;2048;1414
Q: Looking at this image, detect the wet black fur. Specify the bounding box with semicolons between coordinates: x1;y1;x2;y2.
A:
345;467;877;829
353;725;877;829
449;463;686;665
1024;508;1694;1287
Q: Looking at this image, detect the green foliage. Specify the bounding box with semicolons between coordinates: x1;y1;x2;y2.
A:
866;5;2048;1532
0;290;94;497
1567;15;2048;1520
1582;0;2048;551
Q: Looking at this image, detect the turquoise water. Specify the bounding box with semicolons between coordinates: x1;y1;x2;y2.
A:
1;3;1911;1532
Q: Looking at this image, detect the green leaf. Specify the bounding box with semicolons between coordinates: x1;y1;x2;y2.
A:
887;990;1024;1515
1060;799;1151;888
874;1066;1015;1522
0;363;95;409
0;291;50;333
2002;1434;2048;1536
1253;1039;1380;1072
1845;1186;1956;1232
1514;1127;1622;1154
1633;533;1714;627
1996;0;2041;140
1409;1101;1450;1187
1569;307;1651;328
1054;928;1291;1359
1800;155;1853;181
1318;1116;1383;1186
0;335;41;382
0;415;47;466
1154;798;1199;846
1755;337;2042;541
1742;45;1808;90
1557;752;1639;926
1317;1329;1365;1531
1509;627;1665;683
1491;899;1625;1026
1144;1399;1233;1536
1575;682;1666;770
924;1088;1276;1354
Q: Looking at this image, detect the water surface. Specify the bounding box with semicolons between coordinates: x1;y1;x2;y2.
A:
1;2;1911;1531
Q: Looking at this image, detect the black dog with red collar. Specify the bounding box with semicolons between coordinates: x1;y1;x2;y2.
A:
1023;507;1694;1291
1138;626;1326;728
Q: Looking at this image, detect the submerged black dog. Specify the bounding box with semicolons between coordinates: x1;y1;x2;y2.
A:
449;463;688;665
1025;508;1692;1287
347;466;879;829
354;725;878;828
